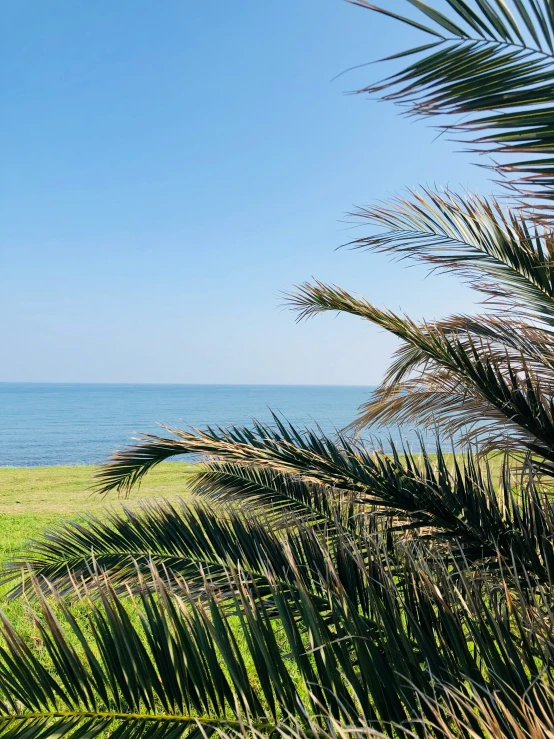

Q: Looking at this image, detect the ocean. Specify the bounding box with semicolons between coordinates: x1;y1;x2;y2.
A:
0;383;426;467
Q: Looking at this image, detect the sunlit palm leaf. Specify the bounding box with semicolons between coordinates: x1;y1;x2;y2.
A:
188;461;355;529
349;314;554;443
347;189;554;328
380;313;554;387
91;420;554;580
289;280;554;460
350;0;554;209
349;373;525;449
2;543;554;737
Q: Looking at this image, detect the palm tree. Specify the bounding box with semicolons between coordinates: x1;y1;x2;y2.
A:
4;0;554;736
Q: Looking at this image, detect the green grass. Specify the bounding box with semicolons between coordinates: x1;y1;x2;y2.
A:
0;463;195;633
0;462;194;559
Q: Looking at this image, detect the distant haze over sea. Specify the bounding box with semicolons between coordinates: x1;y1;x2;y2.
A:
0;383;430;467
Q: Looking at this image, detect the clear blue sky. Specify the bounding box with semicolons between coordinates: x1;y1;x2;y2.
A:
1;0;492;385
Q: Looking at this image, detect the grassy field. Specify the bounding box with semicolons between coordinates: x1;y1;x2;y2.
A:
0;462;196;648
0;463;194;569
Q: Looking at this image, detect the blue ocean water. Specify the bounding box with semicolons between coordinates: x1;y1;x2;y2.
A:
0;383;426;467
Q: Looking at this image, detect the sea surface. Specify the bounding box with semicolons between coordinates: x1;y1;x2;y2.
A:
0;383;426;467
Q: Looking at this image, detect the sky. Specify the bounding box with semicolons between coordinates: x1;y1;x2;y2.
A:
1;0;493;385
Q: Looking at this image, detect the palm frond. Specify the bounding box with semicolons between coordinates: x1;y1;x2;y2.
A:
2;539;554;737
93;420;554;580
0;570;283;738
349;314;554;444
347;189;554;327
350;0;554;209
188;462;353;530
1;494;369;609
420;682;554;739
380;313;554;387
215;682;554;739
0;499;302;601
349;374;528;451
289;280;554;459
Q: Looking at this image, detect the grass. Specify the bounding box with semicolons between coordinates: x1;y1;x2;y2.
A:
0;463;194;624
0;463;196;654
0;462;194;560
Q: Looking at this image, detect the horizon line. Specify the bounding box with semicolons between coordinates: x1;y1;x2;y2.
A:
0;381;376;388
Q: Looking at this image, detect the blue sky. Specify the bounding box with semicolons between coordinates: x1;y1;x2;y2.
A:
1;0;492;385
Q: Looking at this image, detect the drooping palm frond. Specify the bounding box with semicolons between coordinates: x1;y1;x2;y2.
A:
2;536;554;738
349;372;515;448
350;0;554;210
89;420;554;581
0;569;284;738
310;188;554;443
0;499;316;601
347;189;554;328
410;682;554;739
380;313;554;388
289;280;554;460
348;314;554;443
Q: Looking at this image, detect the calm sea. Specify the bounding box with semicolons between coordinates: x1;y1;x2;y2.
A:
0;383;426;467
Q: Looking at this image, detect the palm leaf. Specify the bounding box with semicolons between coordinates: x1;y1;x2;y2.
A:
349;0;554;209
92;419;554;580
2;538;554;737
1;495;369;610
0;570;282;738
347;189;554;328
289;280;554;460
379;313;554;388
349;314;554;444
188;461;354;529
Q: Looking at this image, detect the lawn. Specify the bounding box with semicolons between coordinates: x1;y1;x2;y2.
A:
0;463;195;643
0;463;194;584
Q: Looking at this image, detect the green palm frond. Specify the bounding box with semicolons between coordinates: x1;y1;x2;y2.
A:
0;499;303;601
347;189;554;327
188;462;354;530
92;420;554;580
2;538;554;737
286;188;554;453
1;494;371;609
350;0;554;209
0;570;284;738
